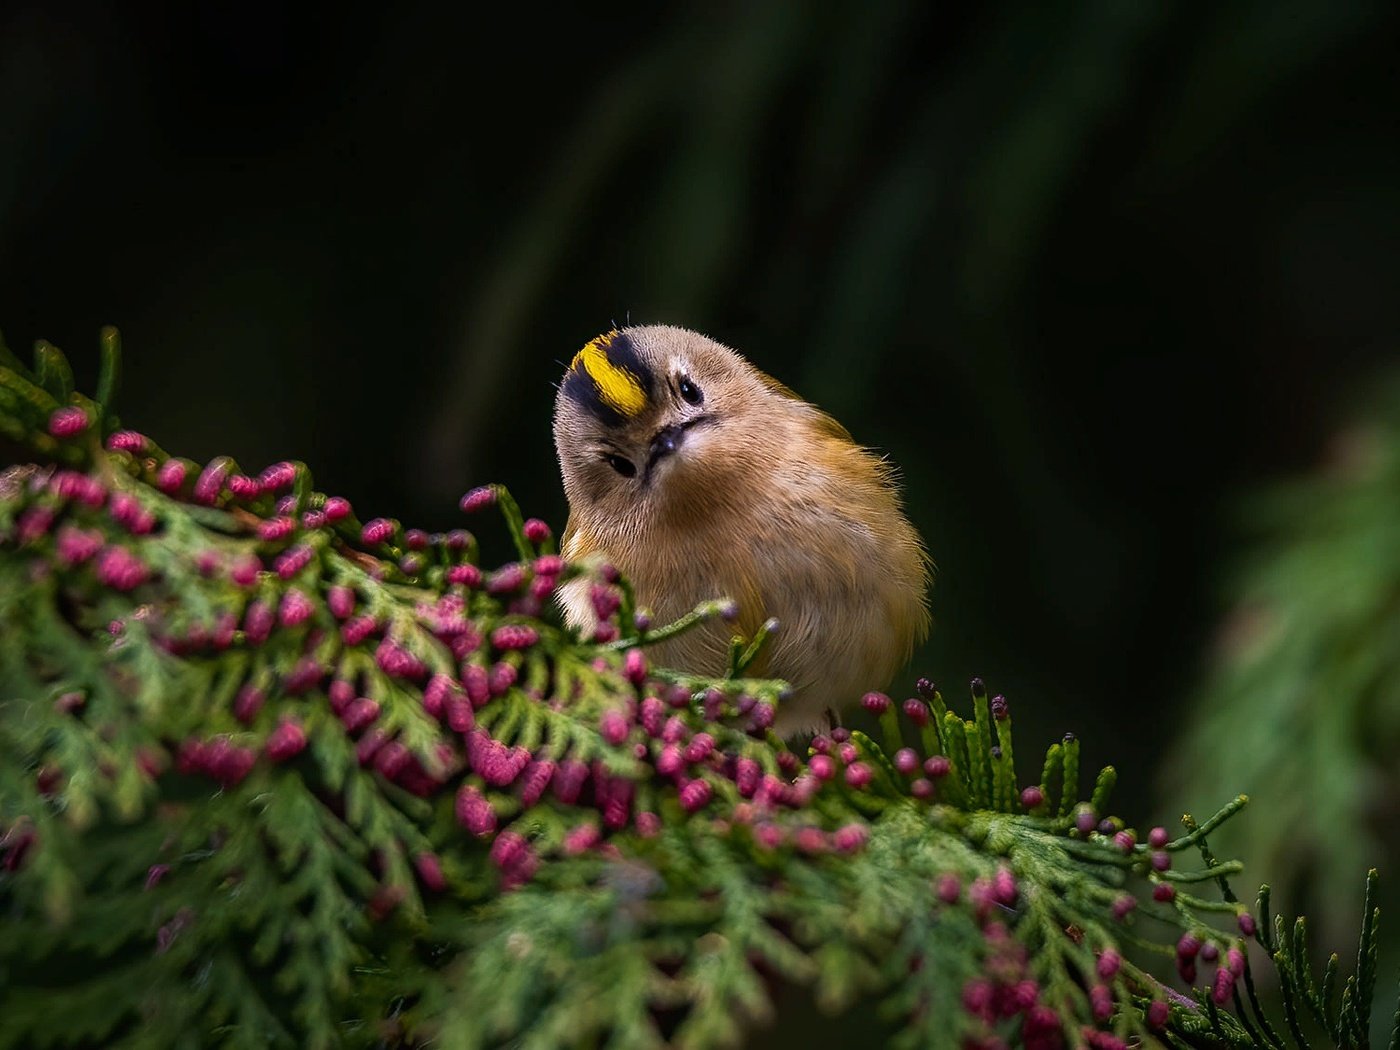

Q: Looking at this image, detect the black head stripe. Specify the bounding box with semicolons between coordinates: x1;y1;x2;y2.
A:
561;330;656;426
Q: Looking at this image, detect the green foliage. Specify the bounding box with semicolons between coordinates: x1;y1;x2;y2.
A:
0;333;1396;1049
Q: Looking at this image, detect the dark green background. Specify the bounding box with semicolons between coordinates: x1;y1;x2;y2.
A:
3;1;1398;825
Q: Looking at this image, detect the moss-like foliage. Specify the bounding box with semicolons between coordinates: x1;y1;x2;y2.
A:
0;331;1395;1049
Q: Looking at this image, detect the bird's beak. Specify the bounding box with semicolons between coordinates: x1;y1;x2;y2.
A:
647;424;685;474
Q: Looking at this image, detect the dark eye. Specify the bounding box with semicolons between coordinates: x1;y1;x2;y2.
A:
678;375;703;405
604;454;636;478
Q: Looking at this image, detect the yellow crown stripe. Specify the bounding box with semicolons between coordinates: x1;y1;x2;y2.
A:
571;334;648;418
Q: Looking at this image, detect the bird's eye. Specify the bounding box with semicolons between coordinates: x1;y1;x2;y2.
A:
678;375;703;405
604;454;636;478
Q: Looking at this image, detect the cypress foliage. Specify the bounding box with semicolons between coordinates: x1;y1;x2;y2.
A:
0;331;1395;1049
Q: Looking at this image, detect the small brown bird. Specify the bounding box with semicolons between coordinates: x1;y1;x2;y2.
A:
553;325;931;734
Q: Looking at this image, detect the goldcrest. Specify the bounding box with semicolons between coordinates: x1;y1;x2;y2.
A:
552;325;931;734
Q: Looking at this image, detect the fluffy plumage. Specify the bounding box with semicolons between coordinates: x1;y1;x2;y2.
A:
553;325;930;734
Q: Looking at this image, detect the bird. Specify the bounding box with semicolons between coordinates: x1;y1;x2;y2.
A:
552;325;931;735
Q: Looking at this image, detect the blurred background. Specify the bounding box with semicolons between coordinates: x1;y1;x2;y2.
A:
2;0;1398;1036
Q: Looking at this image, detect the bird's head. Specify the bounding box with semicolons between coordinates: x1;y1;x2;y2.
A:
553;325;772;527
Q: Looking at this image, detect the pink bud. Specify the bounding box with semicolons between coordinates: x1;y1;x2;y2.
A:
623;648;647;685
106;430;147;452
523;518;551;544
193;458;231;505
735;757;761;798
636;811;661;837
924;755;950;778
679;778;712;812
414;852;446;892
1097;948;1122;980
233;685;266;723
228;475;261;500
1090;984;1114;1021
682;733;714;763
278;589;315;627
48;406;88;437
860;691;890;714
656;745;684;776
455;785;496;837
274;544;314;580
490;624;539;651
1153;882;1176;903
832;824;869;853
1020;785;1045;809
563;823;601;855
327;585;355;619
55;525;103;565
1147;1000;1169;1029
229;553;261;588
459;486;496;513
447;564;482;587
155;459;187;494
1238;913;1257;938
258;517;295;541
265;721;307;762
360;518;395;545
323;496;352;522
600;710;630;745
893;748;919;775
808;754;835;781
1148;826;1169;848
844;761;872;788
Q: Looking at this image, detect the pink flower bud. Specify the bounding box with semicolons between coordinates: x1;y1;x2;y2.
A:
1096;949;1122;980
258;517;295;541
106;430;146;452
563;823;601;855
258;462;296;491
491;624;539;651
1153;882;1176;903
341;697;381;734
447;564;482;587
1020;785;1045;809
1113;830;1135;853
1212;967;1235;1004
623;648;647;685
924;755;950;778
844;761;872;788
193;458;231;505
679;778;712;812
656;745;684;776
1111;895;1137;920
233;685;265;723
327;585;355;619
323;496;352;522
341;615;377;646
860;691;890;714
682;733;714;763
518;759;554;805
735;757;761;798
48;406;88;437
360;518;395;545
155;459;188;494
455;785;496;836
274;544;314;580
893;748;919;775
55;525;103;565
1148;826;1169;848
1238;913;1257;938
636;811;661;837
1147;1000;1169;1029
533;554;564;576
600;710;630;745
523;518;551;544
1090;984;1114;1021
95;545;150;590
808;754;835;781
552;759;589;804
833;824;869;853
265;721;307;762
229;553;261;588
278;589;315;627
459;486;496;513
750;702;775;731
414;852;446;892
228;475;261;500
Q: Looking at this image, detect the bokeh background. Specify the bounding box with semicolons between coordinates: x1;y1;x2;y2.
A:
3;0;1398;1037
